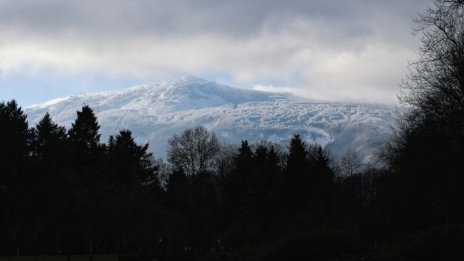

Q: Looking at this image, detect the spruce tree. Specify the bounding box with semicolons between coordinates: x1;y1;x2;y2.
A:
33;113;67;161
0;100;32;256
69;105;101;151
0;100;31;182
68;105;103;258
107;130;159;188
285;135;310;212
286;134;308;178
31;113;71;254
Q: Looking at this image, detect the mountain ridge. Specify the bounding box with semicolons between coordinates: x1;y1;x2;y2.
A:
25;76;395;162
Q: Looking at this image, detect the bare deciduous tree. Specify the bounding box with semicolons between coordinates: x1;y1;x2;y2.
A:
340;147;361;177
383;0;464;168
401;0;464;123
167;126;220;175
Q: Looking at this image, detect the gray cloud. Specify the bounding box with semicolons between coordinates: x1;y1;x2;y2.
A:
0;0;432;104
0;0;425;39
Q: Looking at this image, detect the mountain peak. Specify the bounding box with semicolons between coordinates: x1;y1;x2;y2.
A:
150;76;285;112
177;75;207;82
164;75;209;87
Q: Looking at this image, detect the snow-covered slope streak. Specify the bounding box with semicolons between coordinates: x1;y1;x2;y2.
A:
26;76;395;162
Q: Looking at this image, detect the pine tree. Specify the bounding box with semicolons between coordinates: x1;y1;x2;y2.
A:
308;144;334;185
284;135;309;210
286;134;308;178
67;105;104;259
107;130;159;187
30;113;71;254
69;105;101;151
0;100;31;183
0;100;32;256
33;113;68;161
222;140;255;246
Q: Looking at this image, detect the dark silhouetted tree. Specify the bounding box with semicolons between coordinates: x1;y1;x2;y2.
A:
30;113;70;254
68;105;105;258
33;113;67;161
69;105;101;151
381;0;464;235
0;100;31;187
0;100;32;256
107;130;159;187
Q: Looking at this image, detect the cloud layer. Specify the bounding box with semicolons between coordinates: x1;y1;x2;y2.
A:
0;0;432;104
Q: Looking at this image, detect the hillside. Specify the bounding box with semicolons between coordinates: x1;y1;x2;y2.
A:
26;76;395;161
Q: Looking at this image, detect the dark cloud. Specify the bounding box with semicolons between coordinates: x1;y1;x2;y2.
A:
0;0;429;38
0;0;433;103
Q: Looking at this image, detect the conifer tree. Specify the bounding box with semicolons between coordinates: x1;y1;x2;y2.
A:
286;134;308;177
107;130;159;187
68;105;104;259
0;100;32;256
69;105;101;151
33;113;68;161
0;100;31;182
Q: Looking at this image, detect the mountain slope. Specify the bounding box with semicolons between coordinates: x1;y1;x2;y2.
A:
26;76;395;162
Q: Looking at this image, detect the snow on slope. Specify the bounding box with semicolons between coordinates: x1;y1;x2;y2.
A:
26;76;395;162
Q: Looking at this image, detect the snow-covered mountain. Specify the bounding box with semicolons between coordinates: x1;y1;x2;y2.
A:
25;76;395;162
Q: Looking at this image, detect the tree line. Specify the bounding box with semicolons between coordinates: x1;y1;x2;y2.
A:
1;1;464;259
0;101;349;259
0;98;460;259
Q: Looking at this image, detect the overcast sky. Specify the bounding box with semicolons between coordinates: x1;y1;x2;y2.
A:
0;0;432;106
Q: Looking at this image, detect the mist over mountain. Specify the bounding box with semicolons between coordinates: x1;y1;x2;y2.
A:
26;76;395;161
